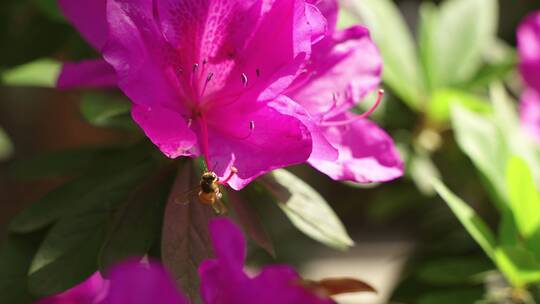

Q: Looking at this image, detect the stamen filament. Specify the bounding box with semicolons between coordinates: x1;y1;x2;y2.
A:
320;89;384;127
219;166;238;185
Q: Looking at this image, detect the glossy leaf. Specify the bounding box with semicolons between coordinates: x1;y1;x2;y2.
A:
228;190;275;257
506;156;540;238
80;93;134;129
28;211;107;298
420;0;498;87
451;105;509;207
98;167;175;274
9;149;155;234
161;163;215;301
0;233;43;303
262;169;354;250
346;0;426;110
1;58;61;87
433;179;497;258
427;89;491;124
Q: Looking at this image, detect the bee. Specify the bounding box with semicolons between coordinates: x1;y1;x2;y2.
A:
177;167;237;215
198;171;227;215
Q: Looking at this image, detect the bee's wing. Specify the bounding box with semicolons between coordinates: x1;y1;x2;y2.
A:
174;186;200;205
211;196;228;215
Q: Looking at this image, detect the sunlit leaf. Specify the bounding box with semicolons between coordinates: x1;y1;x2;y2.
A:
262;169;354;250
420;0;498;88
346;0;426;110
494;246;540;287
506;156;540;239
1;58;61;87
433;179;497;258
450;105;509;207
80;93;135;130
161;163;215;302
427;89;491;124
0;127;14;161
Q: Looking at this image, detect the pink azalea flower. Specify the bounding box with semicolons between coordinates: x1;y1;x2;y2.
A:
285;0;403;183
36;218;353;304
57;0;402;187
518;11;540;143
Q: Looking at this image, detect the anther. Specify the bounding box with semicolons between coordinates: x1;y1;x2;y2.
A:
192;63;199;73
256;69;261;77
249;120;255;130
206;72;214;83
320;89;385;127
241;73;248;87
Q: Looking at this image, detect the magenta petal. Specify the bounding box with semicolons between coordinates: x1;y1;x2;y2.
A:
58;0;108;50
208;218;247;269
252;266;334;304
306;3;328;44
35;272;108;304
105;259;188;304
57;59;116;89
103;0;184;110
131;105;198;158
518;11;540;91
206;97;312;190
287;26;382;118
310;114;403;183
521;89;540;143
309;0;338;33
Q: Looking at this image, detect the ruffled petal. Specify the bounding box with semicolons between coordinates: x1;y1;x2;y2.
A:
105;259;188;304
57;59;117;89
208;218;247;269
518;11;540;91
287;26;382;118
521;89;540;143
103;0;186;111
131;105;198;158
35;273;108;304
58;0;108;50
309;0;338;33
205;96;313;190
309;114;403;183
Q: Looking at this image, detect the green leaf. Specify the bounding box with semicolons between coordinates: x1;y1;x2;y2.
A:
161;163;215;302
494;246;540;287
427;89;491;124
28;211;108;297
9;147;155;234
450;105;509;207
80;93;135;129
99;168;175;273
346;0;426;110
433;179;497;258
418;288;484;304
1;59;61;87
420;0;498;88
32;0;65;23
416;256;492;285
228;190;275;257
0;127;14;161
409;150;441;196
506;156;540;238
0;233;44;304
261;169;354;250
9;147;111;179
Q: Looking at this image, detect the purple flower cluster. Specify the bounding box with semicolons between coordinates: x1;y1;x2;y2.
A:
58;0;403;189
518;11;540;143
36;218;342;304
